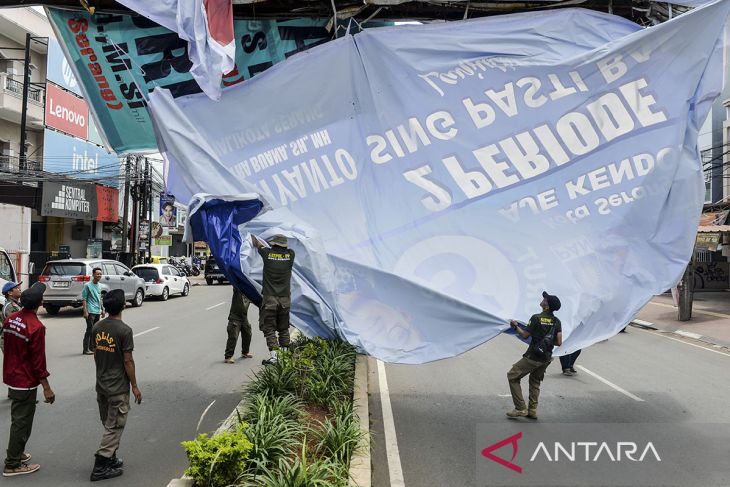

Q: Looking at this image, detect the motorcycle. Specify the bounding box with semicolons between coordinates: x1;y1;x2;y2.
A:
170;257;200;277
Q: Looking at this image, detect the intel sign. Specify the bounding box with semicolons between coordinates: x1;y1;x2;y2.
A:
43;129;120;187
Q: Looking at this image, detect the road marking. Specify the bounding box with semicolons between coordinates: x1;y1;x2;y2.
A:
498;394;512;397
196;400;216;433
645;330;730;357
134;327;160;338
377;360;405;487
205;302;226;311
575;365;644;402
648;301;730;319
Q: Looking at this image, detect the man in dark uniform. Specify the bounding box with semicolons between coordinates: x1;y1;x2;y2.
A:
506;291;562;420
251;234;295;365
89;290;142;481
224;288;252;363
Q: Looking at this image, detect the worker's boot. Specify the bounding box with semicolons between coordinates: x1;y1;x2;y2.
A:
109;451;123;469
90;454;123;482
505;409;528;419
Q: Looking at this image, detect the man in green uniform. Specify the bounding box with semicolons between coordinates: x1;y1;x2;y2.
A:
224;288;253;363
251;234;295;365
506;291;562;420
89;290;142;481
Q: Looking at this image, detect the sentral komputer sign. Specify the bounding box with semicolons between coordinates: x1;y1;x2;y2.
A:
41;181;119;222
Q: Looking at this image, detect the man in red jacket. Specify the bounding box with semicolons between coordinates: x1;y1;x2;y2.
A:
2;282;55;477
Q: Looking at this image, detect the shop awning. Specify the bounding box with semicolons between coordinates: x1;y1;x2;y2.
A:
698;225;730;233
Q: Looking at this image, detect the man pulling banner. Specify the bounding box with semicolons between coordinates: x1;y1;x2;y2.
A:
166;3;728;363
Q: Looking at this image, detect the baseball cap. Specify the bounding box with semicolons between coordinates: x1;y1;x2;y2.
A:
20;282;46;309
267;234;288;248
542;291;561;312
2;281;22;295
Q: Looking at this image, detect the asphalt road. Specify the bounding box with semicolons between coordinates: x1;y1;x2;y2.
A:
0;282;268;487
369;325;730;487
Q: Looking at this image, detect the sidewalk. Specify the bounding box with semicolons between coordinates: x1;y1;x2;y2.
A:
633;291;730;348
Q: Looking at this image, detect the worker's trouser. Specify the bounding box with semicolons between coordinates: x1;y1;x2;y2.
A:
259;295;291;351
507;357;551;411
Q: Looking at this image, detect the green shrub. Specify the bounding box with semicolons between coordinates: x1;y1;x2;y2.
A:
243;393;303;424
245;359;298;397
181;423;253;487
245;415;304;472
316;404;364;466
303;353;354;408
288;333;311;352
240;443;347;487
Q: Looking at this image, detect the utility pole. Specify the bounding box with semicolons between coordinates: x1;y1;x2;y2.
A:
146;157;152;263
130;156;139;265
121;155;131;256
678;256;694;321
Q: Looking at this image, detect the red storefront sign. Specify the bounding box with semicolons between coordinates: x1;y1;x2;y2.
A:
95;185;119;223
45;81;89;140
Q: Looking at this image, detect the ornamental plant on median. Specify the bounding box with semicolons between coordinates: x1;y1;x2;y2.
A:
181;336;364;487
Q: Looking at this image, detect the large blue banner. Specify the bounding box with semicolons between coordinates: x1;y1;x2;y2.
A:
46;8;335;154
158;4;728;363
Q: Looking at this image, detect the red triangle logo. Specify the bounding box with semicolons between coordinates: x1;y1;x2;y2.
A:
481;432;523;474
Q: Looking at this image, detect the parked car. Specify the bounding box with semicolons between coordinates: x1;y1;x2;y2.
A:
205;256;228;285
149;256;169;264
132;264;190;301
39;259;146;315
0;247;18;307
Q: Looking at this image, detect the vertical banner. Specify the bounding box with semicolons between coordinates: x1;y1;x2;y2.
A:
159;193;177;227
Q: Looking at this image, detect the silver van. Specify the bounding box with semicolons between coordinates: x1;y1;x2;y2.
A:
39;259;146;315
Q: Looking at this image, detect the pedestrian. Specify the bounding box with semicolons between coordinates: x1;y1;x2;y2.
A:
224;287;253;364
83;268;105;355
560;349;581;376
251;234;295;365
89;289;142;482
1;281;22;352
506;291;562;420
2;282;55;477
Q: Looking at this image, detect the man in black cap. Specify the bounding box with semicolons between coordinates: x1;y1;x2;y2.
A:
91;289;142;482
251;234;295;365
89;289;141;482
2;282;55;477
505;291;562;420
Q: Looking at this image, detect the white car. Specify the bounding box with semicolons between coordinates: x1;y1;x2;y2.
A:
132;264;190;301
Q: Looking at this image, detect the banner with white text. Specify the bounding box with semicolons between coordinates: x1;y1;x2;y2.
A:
158;4;728;363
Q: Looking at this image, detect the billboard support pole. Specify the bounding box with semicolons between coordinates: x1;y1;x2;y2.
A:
121;155;131;254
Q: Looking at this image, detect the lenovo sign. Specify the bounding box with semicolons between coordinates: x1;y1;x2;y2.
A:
45;81;89;139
